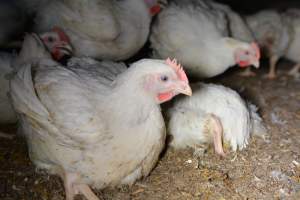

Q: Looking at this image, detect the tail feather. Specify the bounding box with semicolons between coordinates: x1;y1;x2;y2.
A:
248;102;267;137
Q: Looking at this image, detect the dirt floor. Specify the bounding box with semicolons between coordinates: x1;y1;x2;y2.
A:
0;61;299;200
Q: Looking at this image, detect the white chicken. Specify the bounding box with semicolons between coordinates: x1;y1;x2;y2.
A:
10;33;192;200
150;0;260;78
167;83;267;156
245;10;291;79
246;9;300;79
282;8;300;78
0;28;72;125
24;0;161;60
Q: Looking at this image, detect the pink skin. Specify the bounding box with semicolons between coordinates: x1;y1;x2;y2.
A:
209;114;225;157
144;73;192;104
235;42;261;68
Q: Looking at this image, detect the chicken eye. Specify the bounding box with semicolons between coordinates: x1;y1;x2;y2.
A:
245;51;250;55
160;75;169;82
47;36;55;43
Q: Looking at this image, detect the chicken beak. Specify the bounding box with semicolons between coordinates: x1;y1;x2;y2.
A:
252;59;260;68
56;43;73;56
176;82;192;96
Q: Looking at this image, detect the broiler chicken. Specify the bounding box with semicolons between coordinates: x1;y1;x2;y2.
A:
25;0;161;60
282;8;300;79
245;10;291;79
246;9;300;79
167;83;267;156
0;28;72;125
10;34;192;200
150;0;260;78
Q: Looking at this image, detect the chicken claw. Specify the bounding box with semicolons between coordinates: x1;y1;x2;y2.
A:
264;55;279;79
63;171;99;200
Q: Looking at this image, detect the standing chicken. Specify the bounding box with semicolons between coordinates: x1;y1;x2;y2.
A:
23;0;161;60
10;33;192;200
167;83;266;155
246;10;291;79
150;0;260;78
0;28;72;125
282;8;300;78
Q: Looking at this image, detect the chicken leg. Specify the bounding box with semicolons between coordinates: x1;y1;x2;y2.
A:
288;63;300;78
61;170;99;200
208;114;225;157
264;55;279;79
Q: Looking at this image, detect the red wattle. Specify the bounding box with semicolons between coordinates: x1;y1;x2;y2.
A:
157;92;173;103
238;61;250;68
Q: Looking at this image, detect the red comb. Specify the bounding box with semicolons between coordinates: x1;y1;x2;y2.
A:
150;4;161;16
251;42;260;59
165;58;188;83
52;26;70;43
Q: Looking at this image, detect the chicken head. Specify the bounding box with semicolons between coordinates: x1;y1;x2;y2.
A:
234;42;260;68
144;58;192;104
39;27;73;61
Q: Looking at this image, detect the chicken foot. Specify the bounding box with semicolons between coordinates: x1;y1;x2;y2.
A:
264;55;279;79
288;63;300;78
62;170;99;200
208;114;225;157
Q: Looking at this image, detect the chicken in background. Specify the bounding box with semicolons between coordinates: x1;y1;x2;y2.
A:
20;0;162;61
150;0;260;78
282;8;300;79
10;33;192;200
167;83;267;156
245;10;291;79
0;28;72;126
246;9;300;79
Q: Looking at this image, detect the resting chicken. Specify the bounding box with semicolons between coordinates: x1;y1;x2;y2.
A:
10;33;192;200
167;83;267;156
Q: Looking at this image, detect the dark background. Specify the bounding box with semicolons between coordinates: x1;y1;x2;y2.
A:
216;0;300;13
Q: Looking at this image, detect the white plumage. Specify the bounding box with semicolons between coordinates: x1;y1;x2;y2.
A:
283;9;300;78
25;0;158;60
167;83;267;155
246;10;291;78
10;34;191;200
150;0;260;78
246;9;300;78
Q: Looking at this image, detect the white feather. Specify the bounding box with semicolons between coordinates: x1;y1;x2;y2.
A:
167;83;267;152
10;35;177;189
29;0;153;60
150;0;255;78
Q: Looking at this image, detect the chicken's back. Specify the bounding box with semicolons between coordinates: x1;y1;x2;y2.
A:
169;83;251;151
